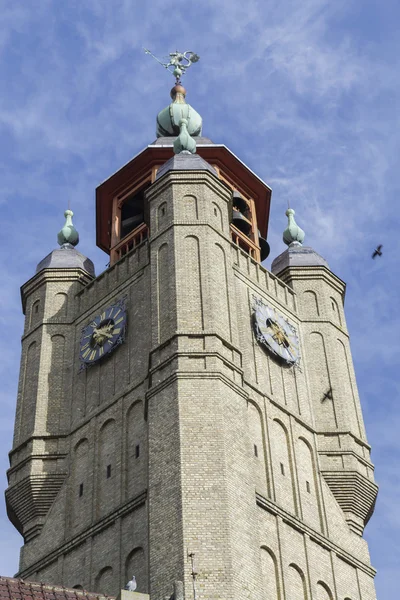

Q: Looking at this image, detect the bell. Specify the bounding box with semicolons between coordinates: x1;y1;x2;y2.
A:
232;191;249;215
258;231;270;261
121;213;144;236
232;209;252;235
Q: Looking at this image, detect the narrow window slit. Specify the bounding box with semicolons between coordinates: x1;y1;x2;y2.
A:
254;444;258;457
280;462;285;476
79;483;84;497
106;464;112;478
135;445;140;458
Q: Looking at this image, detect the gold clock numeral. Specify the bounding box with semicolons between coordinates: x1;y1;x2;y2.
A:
90;320;98;328
114;317;124;325
99;347;104;357
113;328;121;335
114;308;121;318
81;342;90;350
108;308;114;318
89;350;97;361
100;312;106;321
82;348;91;359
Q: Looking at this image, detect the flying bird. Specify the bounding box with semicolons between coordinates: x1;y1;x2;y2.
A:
372;244;383;259
125;576;137;592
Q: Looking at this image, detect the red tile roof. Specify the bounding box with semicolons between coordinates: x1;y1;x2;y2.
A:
0;578;114;600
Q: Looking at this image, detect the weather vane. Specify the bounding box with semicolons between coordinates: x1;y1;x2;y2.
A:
143;48;200;83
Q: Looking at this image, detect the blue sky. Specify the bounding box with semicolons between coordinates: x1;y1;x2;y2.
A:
0;1;399;597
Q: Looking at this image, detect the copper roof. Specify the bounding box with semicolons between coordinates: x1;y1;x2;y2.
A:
0;577;114;600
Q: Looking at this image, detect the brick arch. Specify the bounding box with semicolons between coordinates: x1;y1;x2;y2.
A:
297;436;324;532
271;419;298;515
287;563;308;600
70;438;91;533
182;194;198;220
53;292;68;318
260;546;281;599
247;399;270;496
94;566;113;596
316;580;334;600
125;399;147;499
330;296;342;325
303;290;319;317
30;299;41;327
96;419;117;518
125;546;147;593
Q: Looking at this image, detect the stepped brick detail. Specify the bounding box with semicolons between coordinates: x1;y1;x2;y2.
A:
6;473;66;541
322;470;378;535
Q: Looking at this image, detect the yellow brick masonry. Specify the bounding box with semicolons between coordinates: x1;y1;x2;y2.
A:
7;169;377;599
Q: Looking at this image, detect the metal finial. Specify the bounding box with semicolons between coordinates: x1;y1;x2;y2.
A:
143;48;200;82
283;208;305;246
57;209;79;247
173;118;196;154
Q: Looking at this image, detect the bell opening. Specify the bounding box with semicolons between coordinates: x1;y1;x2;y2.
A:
120;184;150;239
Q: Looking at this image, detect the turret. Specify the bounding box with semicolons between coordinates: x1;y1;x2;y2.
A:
6;210;94;542
271;208;378;535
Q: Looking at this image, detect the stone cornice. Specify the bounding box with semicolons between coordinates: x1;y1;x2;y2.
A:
277;265;346;298
21;269;93;313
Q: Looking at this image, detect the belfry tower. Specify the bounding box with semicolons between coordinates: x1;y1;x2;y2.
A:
6;55;378;600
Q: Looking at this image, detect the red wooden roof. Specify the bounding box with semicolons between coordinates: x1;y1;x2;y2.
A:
96;144;272;255
0;577;114;600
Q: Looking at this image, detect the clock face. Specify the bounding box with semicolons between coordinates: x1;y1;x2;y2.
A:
254;302;299;366
79;301;127;366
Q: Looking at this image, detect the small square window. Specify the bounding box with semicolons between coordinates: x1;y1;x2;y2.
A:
254;444;258;457
106;464;111;478
280;462;285;476
79;483;84;497
135;445;140;459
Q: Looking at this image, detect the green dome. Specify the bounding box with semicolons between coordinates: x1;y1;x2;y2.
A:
283;208;305;246
156;85;202;138
57;209;79;247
